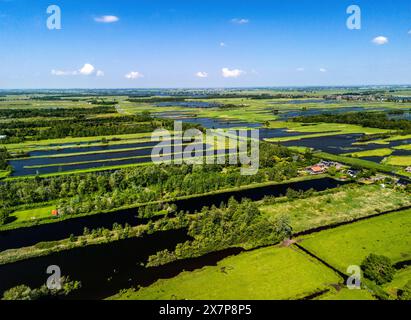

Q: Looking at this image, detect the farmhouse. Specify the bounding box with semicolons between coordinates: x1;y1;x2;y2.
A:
306;160;343;175
307;165;326;175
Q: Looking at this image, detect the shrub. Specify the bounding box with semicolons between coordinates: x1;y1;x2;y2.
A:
360;254;396;285
398;281;411;301
0;207;11;225
2;285;33;300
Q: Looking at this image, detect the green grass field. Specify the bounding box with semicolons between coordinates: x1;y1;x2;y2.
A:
110;246;341;300
317;288;376;300
299;208;411;273
383;266;411;299
393;144;411;151
265;121;391;143
259;185;411;233
357;134;411;145
346;148;393;158
384;155;411;167
10;205;56;224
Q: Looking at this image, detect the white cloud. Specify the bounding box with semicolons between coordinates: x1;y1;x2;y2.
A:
79;63;95;75
51;69;77;76
220;42;227;47
222;68;245;78
231;18;249;25
372;36;388;45
408;30;411;35
94;15;119;23
125;71;144;79
319;68;327;73
195;71;208;78
51;63;101;77
296;67;305;72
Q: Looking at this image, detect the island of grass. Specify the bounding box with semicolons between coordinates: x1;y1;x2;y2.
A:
354;134;411;146
384;155;411;167
264;121;391;143
345;148;393;158
393;144;411;151
110;246;341;300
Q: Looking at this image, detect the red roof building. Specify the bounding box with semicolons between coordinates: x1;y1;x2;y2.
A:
309;165;326;174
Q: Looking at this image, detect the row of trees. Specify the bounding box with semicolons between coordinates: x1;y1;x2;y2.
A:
1;112;203;143
0;206;11;225
0;147;10;170
2;277;81;300
1;143;304;213
361;253;410;300
292;112;411;134
147;198;292;267
0;106;116;119
56;161;300;217
0;113;156;143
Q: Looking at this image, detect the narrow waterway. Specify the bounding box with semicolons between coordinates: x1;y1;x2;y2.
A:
0;228;243;300
0;177;347;251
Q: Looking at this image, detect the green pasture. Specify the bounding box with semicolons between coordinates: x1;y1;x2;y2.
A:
110;246;341;300
299;208;411;273
260;185;411;233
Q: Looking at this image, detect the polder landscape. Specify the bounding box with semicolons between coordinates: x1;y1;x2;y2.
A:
0;87;410;301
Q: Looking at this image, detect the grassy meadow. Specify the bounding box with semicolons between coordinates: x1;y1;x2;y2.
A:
299;208;411;273
111;246;342;300
259;185;411;233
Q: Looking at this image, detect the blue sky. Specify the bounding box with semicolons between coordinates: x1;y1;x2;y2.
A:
0;0;410;88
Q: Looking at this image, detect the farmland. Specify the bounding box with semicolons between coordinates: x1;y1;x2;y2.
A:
0;87;410;301
259;184;411;233
299;208;411;272
2;0;411;306
111;246;341;300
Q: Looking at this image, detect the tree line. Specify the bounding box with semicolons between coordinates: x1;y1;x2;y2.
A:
146;198;292;267
0;114;172;143
0;147;10;170
292;112;411;134
0;143;306;223
0;106;116;119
